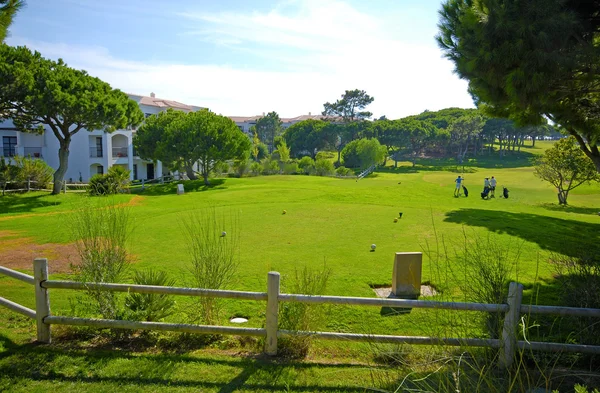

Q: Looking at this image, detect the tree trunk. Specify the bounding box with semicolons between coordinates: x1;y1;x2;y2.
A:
532;136;536;147
52;141;70;195
337;149;341;166
203;170;210;186
558;189;568;205
185;163;197;180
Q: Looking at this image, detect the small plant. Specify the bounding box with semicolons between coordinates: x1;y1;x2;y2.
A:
70;200;131;320
298;156;315;175
233;159;250;177
89;166;131;195
278;264;331;358
182;209;239;325
261;158;280;175
314;158;334;176
13;155;53;189
335;166;354;177
282;162;299;175
213;161;230;177
125;269;176;322
250;161;262;176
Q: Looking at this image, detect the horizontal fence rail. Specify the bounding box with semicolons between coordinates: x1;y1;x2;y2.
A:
2;260;600;369
42;280;268;301
45;316;266;337
0;296;36;319
279;293;510;313
0;266;34;285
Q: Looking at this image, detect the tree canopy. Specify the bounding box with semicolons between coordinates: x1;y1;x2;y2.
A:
534;136;599;205
0;0;24;43
135;109;251;185
0;44;144;194
437;0;600;172
283;119;333;158
254;112;282;153
322;89;374;122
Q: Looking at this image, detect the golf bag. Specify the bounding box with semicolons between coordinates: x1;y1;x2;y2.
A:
481;186;491;199
503;187;509;199
462;185;469;197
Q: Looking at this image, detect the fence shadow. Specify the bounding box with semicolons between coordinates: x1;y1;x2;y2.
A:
443;209;600;259
0;194;61;215
538;203;600;216
0;343;372;392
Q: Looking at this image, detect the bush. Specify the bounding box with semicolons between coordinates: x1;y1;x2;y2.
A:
214;161;230;176
256;142;269;161
315;151;335;160
298;156;315;175
182;209;239;325
70;201;131;320
125;269;176;322
89;166;131;195
282;162;299;175
250;161;262;176
13;155;53;189
341;138;386;169
335;166;354;177
314;158;334;176
233;159;250;177
262;159;280;175
278;264;331;358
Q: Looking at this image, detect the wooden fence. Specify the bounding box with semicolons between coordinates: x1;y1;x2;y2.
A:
1;259;600;368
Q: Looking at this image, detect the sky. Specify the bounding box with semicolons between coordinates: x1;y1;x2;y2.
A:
6;0;474;119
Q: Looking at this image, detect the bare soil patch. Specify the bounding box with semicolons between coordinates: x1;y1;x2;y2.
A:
0;230;80;274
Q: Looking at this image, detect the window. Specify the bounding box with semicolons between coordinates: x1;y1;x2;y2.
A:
97;165;104;175
2;136;17;157
144;113;152;118
133;164;138;180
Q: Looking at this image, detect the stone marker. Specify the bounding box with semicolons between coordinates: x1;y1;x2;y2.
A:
392;252;422;299
177;183;184;195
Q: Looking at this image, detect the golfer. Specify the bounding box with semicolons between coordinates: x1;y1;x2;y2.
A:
490;176;497;197
454;175;463;197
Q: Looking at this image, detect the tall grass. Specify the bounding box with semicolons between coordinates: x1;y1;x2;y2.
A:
278;264;331;358
182;208;239;325
70;199;131;320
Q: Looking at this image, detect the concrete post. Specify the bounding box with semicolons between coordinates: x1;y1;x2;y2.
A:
392;252;422;299
265;271;280;356
33;258;51;343
500;282;523;369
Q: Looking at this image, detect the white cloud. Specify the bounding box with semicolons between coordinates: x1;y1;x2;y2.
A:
8;0;474;118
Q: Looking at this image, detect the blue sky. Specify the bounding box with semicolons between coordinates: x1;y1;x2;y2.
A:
7;0;474;118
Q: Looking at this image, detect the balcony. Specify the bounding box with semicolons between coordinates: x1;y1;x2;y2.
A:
24;147;43;158
112;147;128;158
90;146;103;158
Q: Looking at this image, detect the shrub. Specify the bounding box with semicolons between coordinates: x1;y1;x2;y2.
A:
341;138;386;169
335;166;354;177
214;161;230;176
298;156;315;175
233;159;250;177
282;162;299;175
256;142;269;161
262;158;280;175
89;166;131;195
70;201;131;320
278;264;331;358
13;155;53;189
182;209;239;325
315;151;335;160
125;269;176;322
314;158;334;176
250;161;262;176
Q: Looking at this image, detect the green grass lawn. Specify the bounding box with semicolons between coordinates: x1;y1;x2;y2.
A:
1;142;599;391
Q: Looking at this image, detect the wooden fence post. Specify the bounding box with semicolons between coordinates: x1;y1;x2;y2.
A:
33;258;51;343
27;179;31;192
265;271;280;356
500;282;523;369
63;181;67;194
141;179;145;191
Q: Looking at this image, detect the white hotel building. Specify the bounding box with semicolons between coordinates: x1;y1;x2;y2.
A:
0;93;204;182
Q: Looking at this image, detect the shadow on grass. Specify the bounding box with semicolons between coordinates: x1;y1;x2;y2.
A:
0;340;371;392
131;179;228;196
443;209;600;259
539;203;600;216
0;193;61;215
